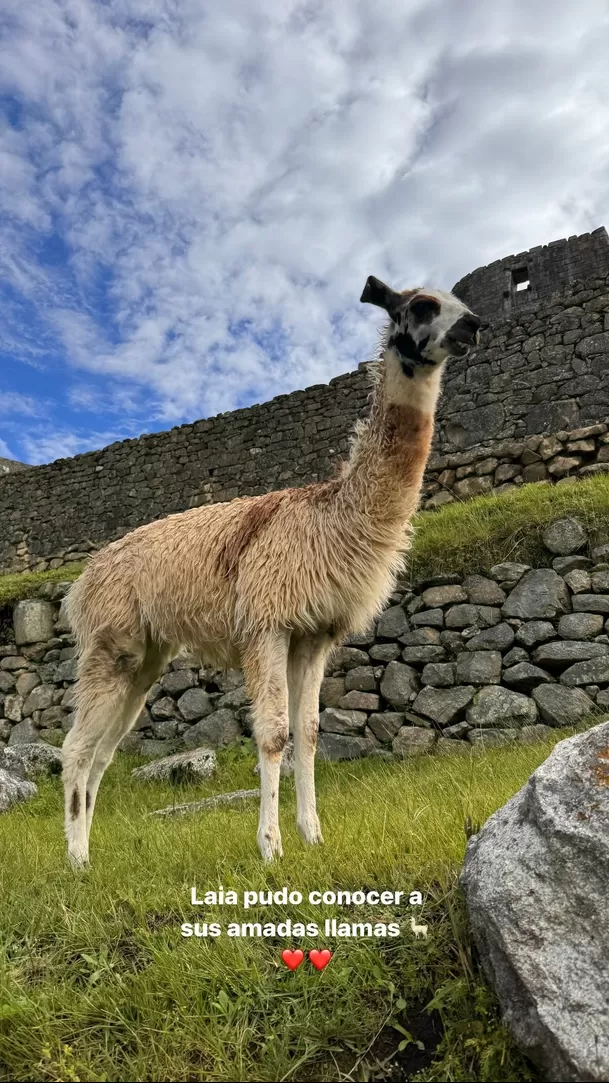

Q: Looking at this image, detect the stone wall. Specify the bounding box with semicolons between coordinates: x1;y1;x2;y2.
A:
2;517;608;761
453;226;609;324
1;233;608;575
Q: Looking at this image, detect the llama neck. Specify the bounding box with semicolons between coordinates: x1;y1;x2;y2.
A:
339;344;443;528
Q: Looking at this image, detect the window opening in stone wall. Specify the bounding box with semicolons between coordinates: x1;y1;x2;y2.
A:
512;267;530;292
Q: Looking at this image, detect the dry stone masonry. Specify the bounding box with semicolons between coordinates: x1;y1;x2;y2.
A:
0;228;608;573
1;517;608;781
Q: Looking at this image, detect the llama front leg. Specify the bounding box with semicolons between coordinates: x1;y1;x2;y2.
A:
288;631;334;845
242;631;291;861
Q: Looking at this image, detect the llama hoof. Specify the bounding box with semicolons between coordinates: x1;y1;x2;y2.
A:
297;815;324;846
68;848;89;870
258;828;283;862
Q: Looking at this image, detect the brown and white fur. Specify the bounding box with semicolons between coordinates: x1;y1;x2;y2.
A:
61;277;480;867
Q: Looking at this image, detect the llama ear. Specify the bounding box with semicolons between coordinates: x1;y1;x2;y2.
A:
360;276;403;313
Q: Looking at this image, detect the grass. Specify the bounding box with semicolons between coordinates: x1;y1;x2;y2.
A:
2;476;609;608
0;733;583;1083
408;475;609;582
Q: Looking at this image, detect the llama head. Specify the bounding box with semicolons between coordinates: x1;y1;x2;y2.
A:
360;275;482;375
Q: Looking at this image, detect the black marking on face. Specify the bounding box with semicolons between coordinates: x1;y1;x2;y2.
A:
390;330;432;376
71;788;80;820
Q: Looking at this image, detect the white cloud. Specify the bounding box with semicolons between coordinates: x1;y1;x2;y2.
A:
1;0;609;462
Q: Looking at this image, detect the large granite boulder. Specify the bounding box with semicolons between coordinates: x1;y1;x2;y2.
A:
0;767;37;812
461;722;609;1081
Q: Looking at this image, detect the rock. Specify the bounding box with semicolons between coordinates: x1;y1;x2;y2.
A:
160;669;197;695
0;656;28;671
392;727;436;758
502;569;570;620
319;708;367;736
444;720;471;739
462;575;506;606
54;598;73;633
338;690;377;711
518;724;554;743
13;599;55;645
411;608;444;628
39;706;67;728
445;604;479;629
465;623;515;653
344;627;376;648
466;686;537;729
591;543;609;562
514;620;556;648
22;684;55;717
460;722;609;1082
380;662;420;707
0;767;37;812
532;640;609;668
503;646;530;667
560;657;609;687
132;747;217;783
558;612;604;640
596;690;609;710
421;662;455;687
532;684;597;726
217;686;249;711
400;628;442;646
3;694;23;722
455;651;501;685
552;555;592;577
439;630;466;657
344;666;376;692
411;685;475;726
150;696;179;721
146;682;163;706
401;645;445;664
182;710;240;749
319;677;346;707
420;584;467;607
176;688;214;721
316;734;370;761
0;672;15;693
330;647;370;671
488;562;530;586
140;739;181;758
55;658;77;682
376;605;409;638
502;663;554;692
542;517;588;555
368;643;401;662
8;719;41;745
436;737;471;754
563;568;592;594
591;571;609;592
572;594;609;613
367;713;405;742
15;672;40;698
118;732;144;754
0;742;63;779
467;729;519;747
150;719;179;740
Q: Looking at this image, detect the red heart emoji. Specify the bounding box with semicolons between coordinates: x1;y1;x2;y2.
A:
309;949;332;971
282;949;304;971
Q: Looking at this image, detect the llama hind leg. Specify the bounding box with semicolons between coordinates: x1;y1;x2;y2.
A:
83;642;172;845
288;632;333;845
242;631;291;861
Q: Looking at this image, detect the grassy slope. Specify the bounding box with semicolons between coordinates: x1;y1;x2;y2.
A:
2;475;609;606
0;738;577;1083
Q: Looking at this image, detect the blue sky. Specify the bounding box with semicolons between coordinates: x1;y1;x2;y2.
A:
1;0;609;465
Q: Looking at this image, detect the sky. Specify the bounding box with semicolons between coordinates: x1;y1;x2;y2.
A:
1;0;609;466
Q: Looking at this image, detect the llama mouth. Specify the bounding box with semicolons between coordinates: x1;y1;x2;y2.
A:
444;338;470;358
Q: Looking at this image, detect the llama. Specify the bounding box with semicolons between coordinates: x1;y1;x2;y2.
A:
61;275;480;867
410;915;428;939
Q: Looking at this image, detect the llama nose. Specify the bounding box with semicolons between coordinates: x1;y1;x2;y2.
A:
451;313;481;345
